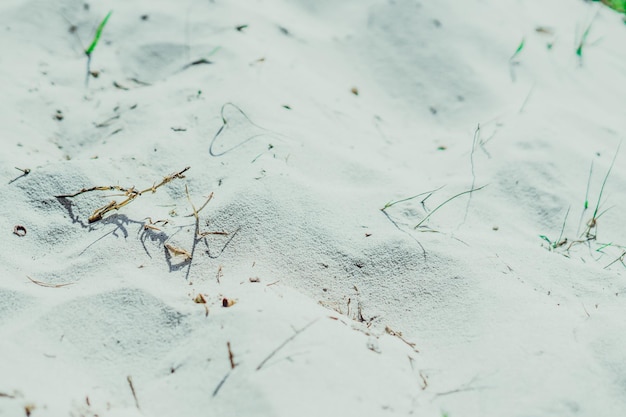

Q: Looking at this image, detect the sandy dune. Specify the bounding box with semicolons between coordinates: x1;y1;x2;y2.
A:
1;0;626;416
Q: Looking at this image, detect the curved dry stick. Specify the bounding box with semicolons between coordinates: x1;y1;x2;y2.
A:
209;103;272;157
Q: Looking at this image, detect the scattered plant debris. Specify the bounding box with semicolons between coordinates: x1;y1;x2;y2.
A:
540;144;626;269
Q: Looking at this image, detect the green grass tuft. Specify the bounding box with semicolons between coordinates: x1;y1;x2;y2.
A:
576;20;594;57
595;0;626;13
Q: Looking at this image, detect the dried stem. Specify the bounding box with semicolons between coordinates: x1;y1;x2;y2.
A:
126;375;140;410
56;167;190;223
227;342;236;369
26;275;74;288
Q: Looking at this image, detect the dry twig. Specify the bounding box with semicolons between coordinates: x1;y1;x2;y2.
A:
127;376;140;410
385;326;420;353
56;167;190;223
227;342;236;369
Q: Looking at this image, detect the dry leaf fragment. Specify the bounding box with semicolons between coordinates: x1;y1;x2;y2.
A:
25;404;36;416
194;293;207;304
222;297;237;308
535;26;554;35
165;244;192;261
13;225;27;237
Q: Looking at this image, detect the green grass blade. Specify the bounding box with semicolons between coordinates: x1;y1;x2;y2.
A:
539;235;553;245
382;185;445;210
592;142;621;220
584;161;593;210
510;38;525;61
576;160;593;235
596;242;613;253
414;185;487;229
556;206;570;248
85;11;112;56
577;17;596;57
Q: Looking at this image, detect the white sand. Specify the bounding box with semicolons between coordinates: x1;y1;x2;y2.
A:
2;0;626;416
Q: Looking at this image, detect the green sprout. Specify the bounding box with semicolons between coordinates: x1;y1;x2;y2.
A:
544;143;621;254
510;38;526;61
85;11;112;56
576;16;596;58
581;142;621;238
509;37;525;81
540;206;570;250
85;11;112;86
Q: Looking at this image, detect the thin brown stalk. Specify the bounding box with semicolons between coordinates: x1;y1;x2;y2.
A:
26;275;74;288
56;167;190;223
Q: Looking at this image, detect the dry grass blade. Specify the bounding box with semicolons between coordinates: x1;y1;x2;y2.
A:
185;186;225;238
26;275;74;288
604;250;626;270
